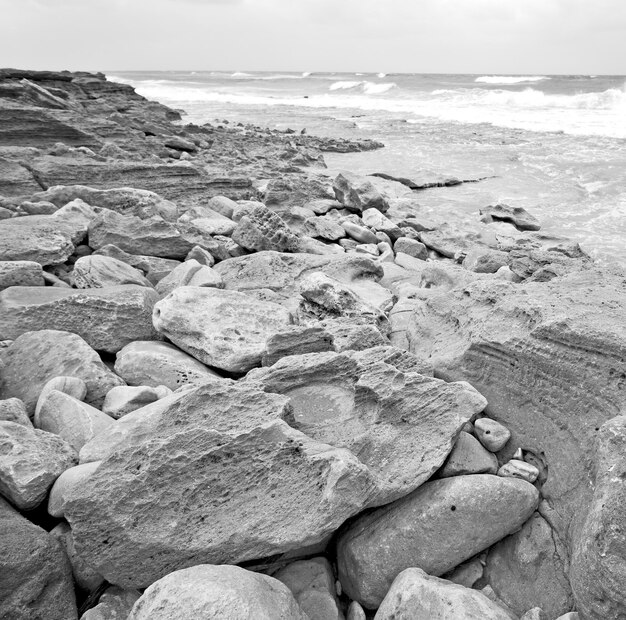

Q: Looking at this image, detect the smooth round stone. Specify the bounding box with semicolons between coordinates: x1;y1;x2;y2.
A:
48;461;101;517
35;375;88;419
347;600;367;620
498;459;540;483
474;417;511;452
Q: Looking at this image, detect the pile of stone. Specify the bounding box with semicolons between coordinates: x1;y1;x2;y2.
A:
1;70;625;620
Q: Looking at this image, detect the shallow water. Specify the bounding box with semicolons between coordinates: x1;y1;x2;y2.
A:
111;71;626;266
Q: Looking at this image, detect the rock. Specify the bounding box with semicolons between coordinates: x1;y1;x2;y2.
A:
232;204;300;252
80;586;141;620
418;225;475;259
486;512;573;619
34;390;115;451
305;215;345;241
32;184;178;220
439;431;499;477
207;195;238;219
127;564;308;619
336;474;539;608
0;260;44;290
248;349;486;506
361;208;402;241
342;221;379;244
72;254;153;288
35;376;88;419
570;415;626;620
262;325;334;366
64;381;375;588
48;461;100;517
93;244;181;284
498;459;539;483
114;340;222;390
0;157;41;196
322;319;388;353
0;214;78;265
475;417;512;452
520;608;548;620
374;568;513;620
19;200;57;215
463;247;510;273
393;237;428;260
102;385;162;419
0;285;160;353
355;243;379;256
333;172;389;213
180;206;236;236
554;614;579;620
185;244;215;267
0;330;124;413
347;601;366;620
0;398;31;426
405;266;626;551
0;421;77;509
153;287;292;373
481;204;541;231
443;557;484;588
50;522;104;592
155;259;223;296
0;497;77;620
163;135;197;152
274;557;343;620
306;198;343;215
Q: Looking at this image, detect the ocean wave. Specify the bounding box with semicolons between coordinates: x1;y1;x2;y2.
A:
231;72;253;78
329;80;396;94
377;72;387;78
475;75;551;85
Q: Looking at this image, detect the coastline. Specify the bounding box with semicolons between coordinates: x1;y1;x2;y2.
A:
0;69;625;619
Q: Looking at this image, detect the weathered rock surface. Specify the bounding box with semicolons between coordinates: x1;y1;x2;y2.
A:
65;381;375;587
262;325;334;366
0;156;42;196
48;461;100;518
0;285;160;352
439;430;498;477
0;398;31;426
102;385;164;419
336;474;539;608
333;172;389;213
232;204;300;252
0;497;77;620
374;568;513;620
81;586;141;620
274;557;343;620
35;376;88;419
0;260;44;290
114;340;222;389
486;512;573;619
481;203;541;231
93;244;181;284
248;349;486;505
0;420;77;509
127;564;309;620
570;415;626;620
153;286;292;373
0;330;124;413
35;390;115;451
72;255;152;289
154;259;223;296
405;267;626;548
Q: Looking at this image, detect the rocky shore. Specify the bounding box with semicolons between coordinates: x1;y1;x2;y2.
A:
0;69;624;620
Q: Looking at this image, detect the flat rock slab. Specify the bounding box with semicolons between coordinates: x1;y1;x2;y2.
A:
336;474;539;608
0;260;44;290
65;381;375;588
0;497;77;620
72;255;153;289
374;568;512;620
153;287;292;373
128;565;308;620
0;156;42;196
248;349;487;506
406;266;626;548
114;340;222;390
0;330;124;414
0;421;77;510
0;285;160;353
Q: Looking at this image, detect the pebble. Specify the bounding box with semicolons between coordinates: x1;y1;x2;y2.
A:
498;459;540;483
474;417;511;452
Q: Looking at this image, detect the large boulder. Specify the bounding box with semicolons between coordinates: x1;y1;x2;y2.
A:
333;172;389;213
405;267;626;550
114;340;222;390
0;330;125;414
0;497;77;620
0;285;160;352
65;381;375;588
0;421;77;509
153;287;292;373
72;255;153;288
32;185;178;220
128;565;308;620
248;349;486;506
570;415;626;620
374;568;512;620
336;474;539;608
231;204;300;252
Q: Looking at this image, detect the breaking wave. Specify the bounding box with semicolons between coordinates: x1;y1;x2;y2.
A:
475;75;551;85
329;80;396;94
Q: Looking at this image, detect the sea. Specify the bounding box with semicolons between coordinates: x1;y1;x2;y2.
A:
110;71;626;266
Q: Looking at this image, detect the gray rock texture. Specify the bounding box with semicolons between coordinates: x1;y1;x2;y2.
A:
72;255;152;289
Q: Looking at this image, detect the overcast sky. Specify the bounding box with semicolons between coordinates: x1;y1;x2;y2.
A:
1;0;625;74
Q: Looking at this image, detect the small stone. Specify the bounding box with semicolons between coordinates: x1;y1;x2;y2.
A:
48;461;101;518
474;418;511;451
440;431;498;477
207;195;238;219
80;586;141;620
0;398;31;426
155;259;223;297
443;557;484;588
347;601;367;620
103;386;162;419
463;247;510;273
361;208;402;240
355;243;379;256
35;376;88;419
498;459;540;483
342;221;379;244
72;255;152;289
185;245;215;267
520;608;548;620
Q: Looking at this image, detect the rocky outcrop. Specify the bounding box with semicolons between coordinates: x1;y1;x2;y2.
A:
336;474;539;608
232;204;300;252
333;172;389;213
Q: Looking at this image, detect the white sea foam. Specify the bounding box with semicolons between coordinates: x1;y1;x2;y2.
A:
302;72;311;77
231;72;253;77
377;72;387;78
329;80;396;94
475;75;551;84
329;81;362;91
